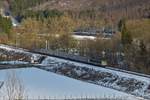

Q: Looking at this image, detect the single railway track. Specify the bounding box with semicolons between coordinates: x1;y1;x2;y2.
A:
30;49;150;79
0;44;150;78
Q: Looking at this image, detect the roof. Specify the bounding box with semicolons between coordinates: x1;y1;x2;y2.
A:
10;17;19;27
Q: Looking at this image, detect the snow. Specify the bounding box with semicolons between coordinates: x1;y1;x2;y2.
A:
0;68;143;100
0;44;150;99
42;56;150;83
72;35;96;40
40;56;150;99
0;44;42;63
0;44;24;52
72;35;111;40
0;61;29;65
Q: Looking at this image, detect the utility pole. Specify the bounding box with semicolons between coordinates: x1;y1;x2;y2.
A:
45;40;48;50
15;33;20;47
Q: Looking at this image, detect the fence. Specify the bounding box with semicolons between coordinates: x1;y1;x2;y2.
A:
0;95;127;100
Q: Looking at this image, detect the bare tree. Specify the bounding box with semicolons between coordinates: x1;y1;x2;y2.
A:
4;70;25;100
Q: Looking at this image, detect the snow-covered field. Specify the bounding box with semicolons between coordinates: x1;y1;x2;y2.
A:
0;44;150;99
0;68;143;100
39;57;150;99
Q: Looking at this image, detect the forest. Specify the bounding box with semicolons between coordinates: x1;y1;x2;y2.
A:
0;0;150;74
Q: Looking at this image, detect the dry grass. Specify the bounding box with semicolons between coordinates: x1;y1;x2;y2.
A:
127;19;150;43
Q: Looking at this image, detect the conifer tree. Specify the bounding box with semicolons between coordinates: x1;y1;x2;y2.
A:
0;15;12;35
121;19;132;46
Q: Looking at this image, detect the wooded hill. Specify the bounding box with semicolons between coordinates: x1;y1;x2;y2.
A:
1;0;149;21
31;0;150;19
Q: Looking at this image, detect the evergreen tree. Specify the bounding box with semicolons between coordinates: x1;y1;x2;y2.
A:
0;15;12;35
121;19;132;46
118;19;124;32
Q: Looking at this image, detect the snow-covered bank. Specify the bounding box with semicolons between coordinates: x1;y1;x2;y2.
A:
0;68;143;100
0;44;44;64
40;56;150;99
0;44;150;99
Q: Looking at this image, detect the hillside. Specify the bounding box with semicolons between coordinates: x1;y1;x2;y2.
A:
32;0;149;10
1;0;150;20
31;0;150;19
0;1;3;8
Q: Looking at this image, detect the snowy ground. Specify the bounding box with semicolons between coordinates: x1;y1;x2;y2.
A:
0;61;29;65
40;57;150;99
0;44;150;99
72;35;111;40
72;35;96;40
0;68;143;100
0;44;43;64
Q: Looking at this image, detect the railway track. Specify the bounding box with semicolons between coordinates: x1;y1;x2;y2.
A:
0;44;150;78
0;45;149;100
30;49;150;79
